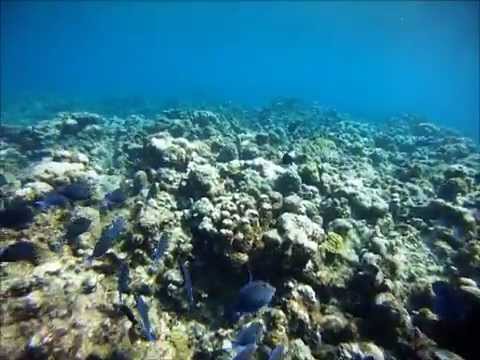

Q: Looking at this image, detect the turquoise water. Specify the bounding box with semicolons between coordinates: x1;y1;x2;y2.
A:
1;3;480;360
1;1;478;139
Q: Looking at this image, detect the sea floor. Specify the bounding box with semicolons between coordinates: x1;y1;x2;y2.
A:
0;100;479;360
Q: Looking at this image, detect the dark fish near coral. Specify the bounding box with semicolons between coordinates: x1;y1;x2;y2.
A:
135;295;156;341
233;344;257;360
108;349;132;360
0;205;34;229
268;345;285;360
180;261;194;308
116;303;137;325
232;280;276;317
432;281;468;321
0;241;40;264
66;217;92;239
102;188;127;210
281;150;296;165
88;217;126;261
118;261;130;303
152;233;169;263
233;322;263;348
148;234;170;274
352;354;375;360
34;192;69;211
58;182;92;201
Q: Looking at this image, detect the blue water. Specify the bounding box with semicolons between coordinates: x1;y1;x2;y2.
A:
1;1;478;139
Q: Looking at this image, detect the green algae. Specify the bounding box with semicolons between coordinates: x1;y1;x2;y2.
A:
302;136;338;161
169;324;194;360
321;232;346;257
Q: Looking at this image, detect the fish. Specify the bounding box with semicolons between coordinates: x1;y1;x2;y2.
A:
233;343;257;360
268;345;285;360
148;233;170;274
233;322;263;348
281;150;297;165
0;241;40;264
118;261;130;303
180;261;194;308
58;182;92;201
88;217;126;262
102;188;127;210
34;192;69;211
65;217;92;239
116;303;137;325
432;281;468;321
135;295;156;341
152;233;169;263
231;280;276;320
108;350;132;360
352;355;375;360
0;205;34;229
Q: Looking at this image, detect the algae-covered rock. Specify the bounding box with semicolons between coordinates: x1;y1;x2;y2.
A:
133;170;149;194
275;167;302;195
263;212;324;270
14;181;54;202
31;160;86;184
414;199;476;234
65;206;101;252
169;323;194;359
277;212;324;247
337;342;385;360
216;142;238;162
136;195;176;236
437;177;469;201
183;163;222;199
144;133;191;170
289;338;315;360
299;162;320;186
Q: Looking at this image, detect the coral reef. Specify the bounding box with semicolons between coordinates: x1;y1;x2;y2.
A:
1;101;479;360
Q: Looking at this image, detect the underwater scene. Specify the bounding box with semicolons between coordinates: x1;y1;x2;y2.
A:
0;2;479;360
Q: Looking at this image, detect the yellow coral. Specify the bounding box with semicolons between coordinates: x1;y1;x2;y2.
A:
312;136;336;150
321;232;345;255
169;325;193;360
302;136;338;161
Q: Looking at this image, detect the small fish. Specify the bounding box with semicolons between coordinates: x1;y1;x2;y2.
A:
135;295;156;341
0;241;40;264
233;344;257;360
0;205;34;229
148;234;170;274
118;261;130;303
352;354;375;360
108;350;132;360
88;217;126;262
432;281;467;321
152;233;169;263
116;303;137;325
34;192;69;211
268;345;285;360
102;188;127;210
58;182;92;201
232;281;276;319
180;261;194;308
233;322;263;348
